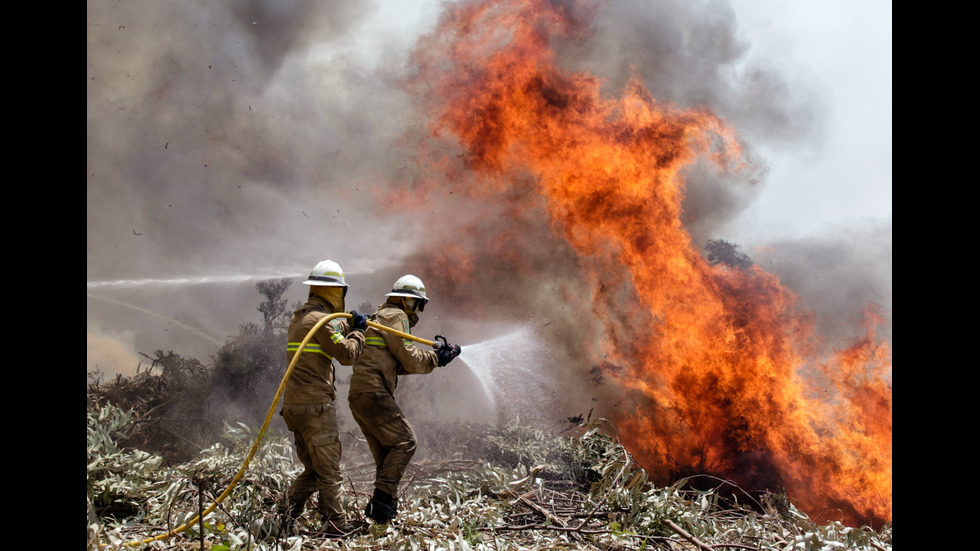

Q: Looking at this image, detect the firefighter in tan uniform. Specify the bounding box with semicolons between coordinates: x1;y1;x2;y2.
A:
279;260;368;536
348;274;461;523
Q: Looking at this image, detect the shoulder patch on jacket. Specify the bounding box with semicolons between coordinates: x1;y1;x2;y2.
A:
329;319;344;333
401;318;410;333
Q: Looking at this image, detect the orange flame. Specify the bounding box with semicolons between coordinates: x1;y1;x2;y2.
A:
403;0;891;527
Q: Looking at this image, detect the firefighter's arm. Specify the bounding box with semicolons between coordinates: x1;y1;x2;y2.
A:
383;315;438;374
319;316;364;366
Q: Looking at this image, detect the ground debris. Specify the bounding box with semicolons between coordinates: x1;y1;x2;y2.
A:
88;405;892;551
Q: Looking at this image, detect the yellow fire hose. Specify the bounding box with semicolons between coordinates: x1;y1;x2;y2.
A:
117;313;437;547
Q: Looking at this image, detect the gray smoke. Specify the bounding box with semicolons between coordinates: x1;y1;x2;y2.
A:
87;0;412;282
87;0;425;372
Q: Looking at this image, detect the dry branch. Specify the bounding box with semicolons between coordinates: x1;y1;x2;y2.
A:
664;518;716;550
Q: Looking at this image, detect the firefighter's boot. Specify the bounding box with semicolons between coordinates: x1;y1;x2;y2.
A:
364;488;398;524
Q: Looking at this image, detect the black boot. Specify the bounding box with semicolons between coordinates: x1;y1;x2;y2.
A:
364;488;398;523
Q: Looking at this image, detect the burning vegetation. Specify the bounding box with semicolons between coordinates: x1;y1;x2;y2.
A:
395;0;891;530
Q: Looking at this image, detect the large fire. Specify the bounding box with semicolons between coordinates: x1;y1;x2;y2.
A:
399;0;891;528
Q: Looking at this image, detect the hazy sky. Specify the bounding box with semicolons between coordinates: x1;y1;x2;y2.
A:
87;0;891;384
725;0;891;242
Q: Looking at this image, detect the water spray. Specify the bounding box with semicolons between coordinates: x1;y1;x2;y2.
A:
116;312;452;548
455;325;550;413
87;294;224;348
86;272;306;290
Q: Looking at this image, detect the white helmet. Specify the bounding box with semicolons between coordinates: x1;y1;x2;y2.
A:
302;260;348;287
385;274;429;302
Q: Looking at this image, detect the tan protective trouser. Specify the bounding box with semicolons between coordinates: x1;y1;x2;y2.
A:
281;402;344;521
348;391;418;497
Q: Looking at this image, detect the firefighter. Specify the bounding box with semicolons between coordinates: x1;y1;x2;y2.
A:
347;274;461;524
279;260;368;536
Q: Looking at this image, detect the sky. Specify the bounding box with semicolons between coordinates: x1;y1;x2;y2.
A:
725;0;891;242
87;0;891;403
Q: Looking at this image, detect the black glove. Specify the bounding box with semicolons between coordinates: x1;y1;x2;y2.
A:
348;310;368;332
436;343;461;367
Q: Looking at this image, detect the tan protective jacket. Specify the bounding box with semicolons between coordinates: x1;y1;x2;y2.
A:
348;302;439;397
283;295;364;404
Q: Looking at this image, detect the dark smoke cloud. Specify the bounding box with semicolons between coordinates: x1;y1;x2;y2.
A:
748;221;893;344
87;0;889;434
87;0;411;286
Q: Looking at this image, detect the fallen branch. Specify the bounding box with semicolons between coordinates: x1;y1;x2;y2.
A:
488;524;609;535
517;492;568;528
510;490;595;546
663;518;715;551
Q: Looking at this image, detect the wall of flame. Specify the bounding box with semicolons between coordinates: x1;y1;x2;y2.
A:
389;0;891;528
